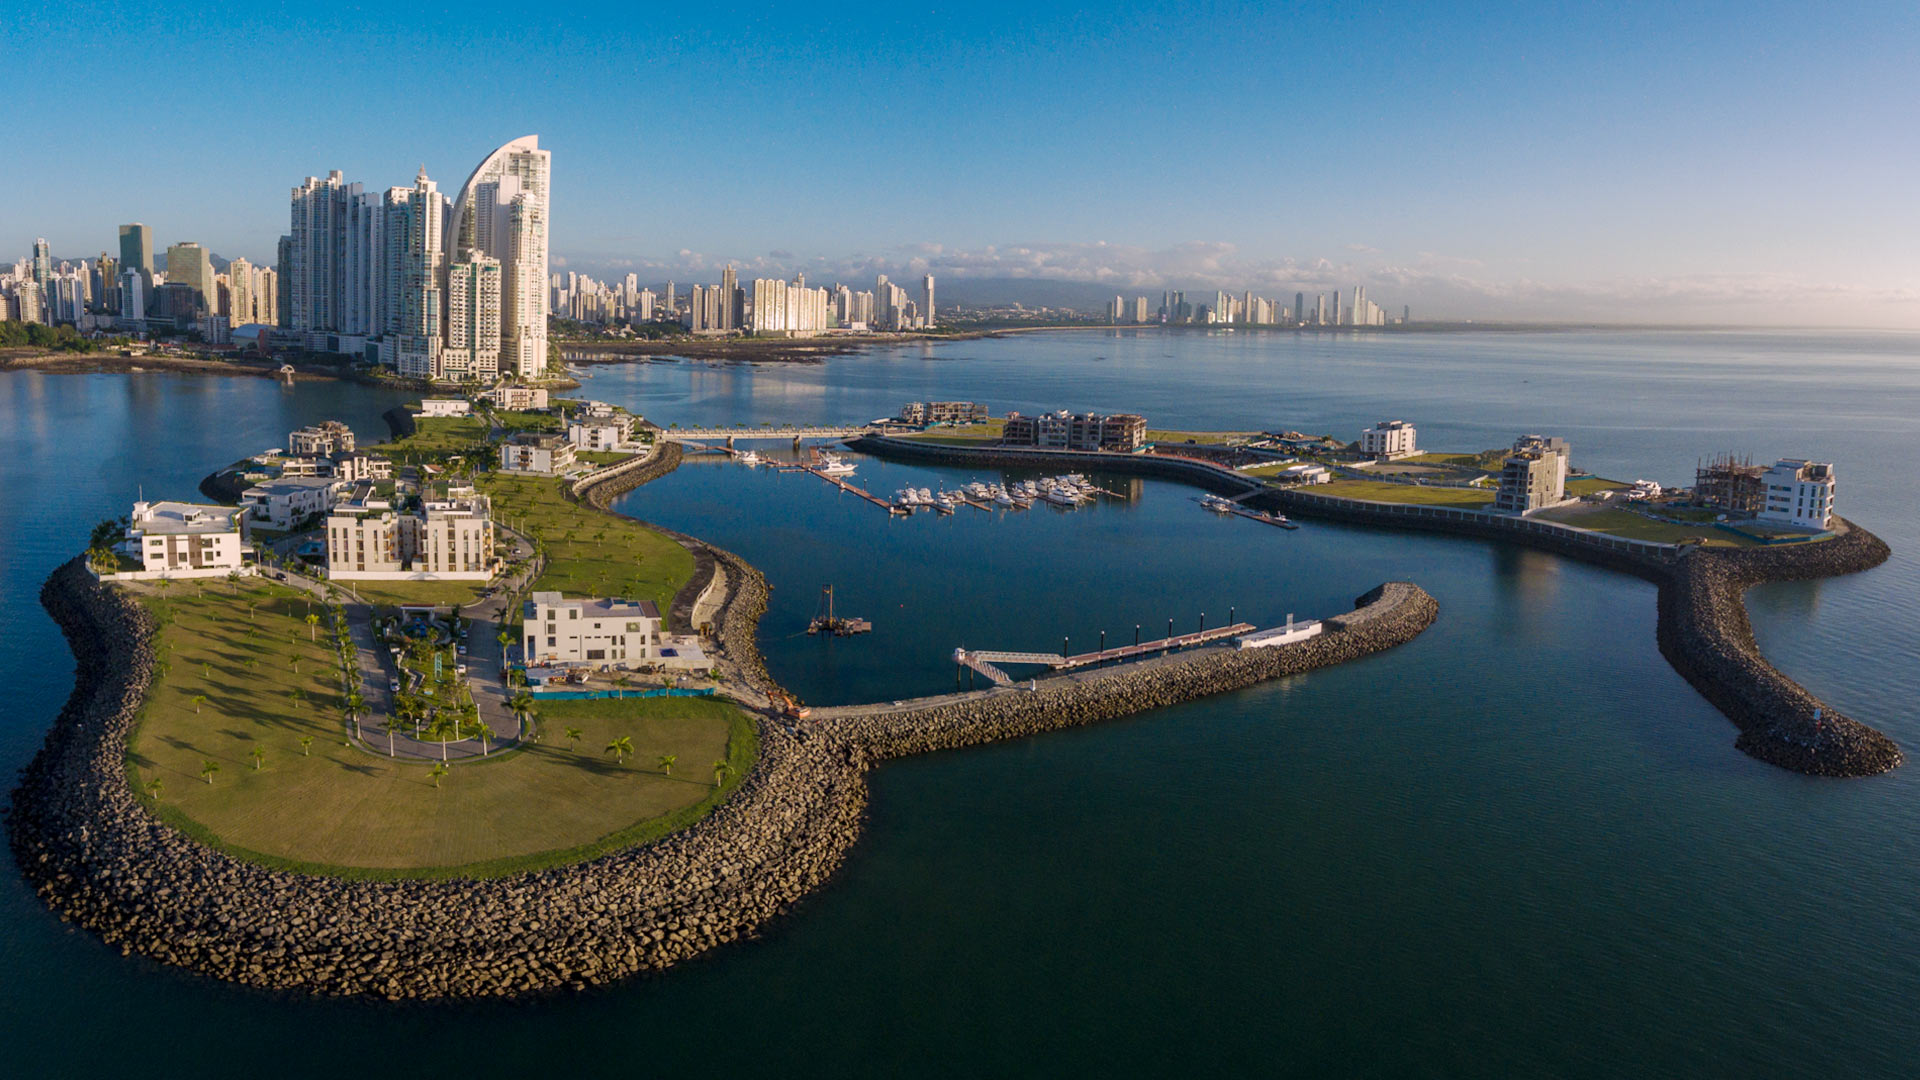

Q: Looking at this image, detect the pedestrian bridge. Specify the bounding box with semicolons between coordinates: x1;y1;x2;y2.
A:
660;425;879;444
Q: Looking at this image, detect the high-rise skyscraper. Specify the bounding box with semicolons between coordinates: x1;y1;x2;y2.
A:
444;252;501;382
923;274;935;326
165;242;214;314
275;235;293;328
451;135;550;378
96;253;120;314
1294;292;1305;323
119;268;145;322
30;239;52;295
227;257;252;324
386;167;445;378
289;171;346;331
118;224;154;293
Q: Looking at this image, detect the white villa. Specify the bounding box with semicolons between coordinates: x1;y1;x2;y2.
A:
419;398;472;418
1361;420;1418;460
121;500;249;578
1279;463;1332;485
499;432;577;475
522;591;709;671
239;476;342;531
1759;459;1837;530
482;385;549;411
288;420;355;456
566;408;636;452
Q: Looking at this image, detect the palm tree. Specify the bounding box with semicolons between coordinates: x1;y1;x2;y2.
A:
564;726;582;750
426;713;458;761
305;613;321;640
299;735;314;756
712;759;735;788
200;759;219;785
657;753;676;776
383;711;406;757
474;719;494;756
346;691;365;738
614;673;632;697
144;777;163;800
250;746;266;771
605;736;634;764
428;762;448;788
190;693;208;714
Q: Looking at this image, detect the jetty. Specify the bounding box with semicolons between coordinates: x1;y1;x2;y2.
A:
954;621;1258;685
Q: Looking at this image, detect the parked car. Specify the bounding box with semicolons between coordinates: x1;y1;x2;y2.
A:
389;679;400;693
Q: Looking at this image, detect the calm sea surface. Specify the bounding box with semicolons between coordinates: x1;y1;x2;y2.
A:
4;330;1919;1077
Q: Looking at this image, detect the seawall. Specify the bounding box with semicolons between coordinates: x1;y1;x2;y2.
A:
850;434;1901;776
9;555;1433;998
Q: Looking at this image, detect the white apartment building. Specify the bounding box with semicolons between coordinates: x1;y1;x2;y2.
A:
1758;459;1837;529
288;420;355;456
566;404;635;451
325;490;496;580
330;451;393;483
418;398;472;417
1494;434;1571;514
443;252;501;382
499;432;576;474
239;477;342;531
1279;463;1332;485
482;384;548;410
1361;420;1418;460
522;592;662;668
124;500;249;577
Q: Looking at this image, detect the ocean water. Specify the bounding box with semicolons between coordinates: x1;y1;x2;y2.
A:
4;330;1918;1077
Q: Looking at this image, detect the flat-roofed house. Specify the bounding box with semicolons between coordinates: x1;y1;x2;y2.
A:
124;500;249;577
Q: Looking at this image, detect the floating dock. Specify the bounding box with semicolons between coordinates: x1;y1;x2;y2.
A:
954;622;1258;686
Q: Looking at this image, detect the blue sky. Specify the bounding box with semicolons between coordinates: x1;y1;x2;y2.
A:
5;0;1917;324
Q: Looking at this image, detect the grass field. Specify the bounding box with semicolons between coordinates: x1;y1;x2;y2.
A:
1149;429;1263;446
899;418;1006;443
578;450;638;466
479;474;694;625
1566;476;1630;496
371;415;491;456
126;579;753;876
1532;506;1756;547
491;409;561;433
344;579;486;607
1318;479;1498;508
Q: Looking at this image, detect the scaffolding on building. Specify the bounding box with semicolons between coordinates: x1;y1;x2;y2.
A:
1695;453;1765;514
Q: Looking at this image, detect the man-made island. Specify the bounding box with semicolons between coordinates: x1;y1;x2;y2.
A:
7;390;1895;1001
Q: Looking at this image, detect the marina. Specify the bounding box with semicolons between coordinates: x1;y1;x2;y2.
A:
954;620;1262;686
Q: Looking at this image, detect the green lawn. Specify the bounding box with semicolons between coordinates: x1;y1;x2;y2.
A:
578;450;638;466
478;474;695;626
899;418;1006;442
1566;476;1630;496
492;409;561;433
1317;479;1498;508
126;581;753;877
342;579;487;607
1149;428;1263;446
370;415;491;456
1532;506;1756;547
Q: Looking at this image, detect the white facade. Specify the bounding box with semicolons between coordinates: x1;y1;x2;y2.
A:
240;477;342;531
482;385;548;410
1495;434;1572;514
443;252;501;382
452;136;550;379
522;592;661;668
326;491;496;580
1758;459;1836;529
1279;464;1332;485
126;500;249;575
288;421;355;456
418;398;472;417
1361;420;1418;459
498;432;576;474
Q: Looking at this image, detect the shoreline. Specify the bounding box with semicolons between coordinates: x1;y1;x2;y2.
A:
851;434;1902;777
8;440;1435;999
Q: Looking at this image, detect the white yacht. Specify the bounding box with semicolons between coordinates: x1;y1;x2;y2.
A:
818;453;857;476
736;450;763;467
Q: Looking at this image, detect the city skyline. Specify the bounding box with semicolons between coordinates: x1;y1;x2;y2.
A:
3;1;1917;326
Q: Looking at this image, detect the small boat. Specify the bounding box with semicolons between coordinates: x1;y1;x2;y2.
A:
1042;486;1078;507
818;453;857;476
737;450;763;466
993;490;1015;507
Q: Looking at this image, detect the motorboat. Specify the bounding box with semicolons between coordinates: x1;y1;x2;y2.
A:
818;453;857;476
737;450;763;466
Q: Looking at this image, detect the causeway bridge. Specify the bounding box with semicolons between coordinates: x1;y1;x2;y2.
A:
659;424;880;446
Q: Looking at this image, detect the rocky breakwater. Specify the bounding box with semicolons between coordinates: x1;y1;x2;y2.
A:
1656;521;1901;777
8;558;870;999
823;582;1439;760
